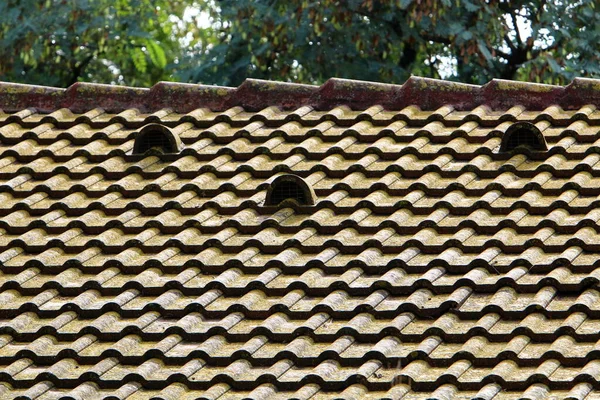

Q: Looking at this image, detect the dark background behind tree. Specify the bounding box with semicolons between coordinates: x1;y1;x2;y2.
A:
1;0;599;88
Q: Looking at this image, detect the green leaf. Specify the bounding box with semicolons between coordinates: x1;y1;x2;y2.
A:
462;0;480;12
399;0;413;9
477;41;493;62
459;31;473;42
131;47;147;73
547;55;562;72
146;39;167;69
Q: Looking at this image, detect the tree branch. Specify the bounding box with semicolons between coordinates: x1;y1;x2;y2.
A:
347;6;419;69
68;53;95;86
530;38;563;59
503;33;517;53
421;33;452;46
534;0;547;24
495;41;511;60
509;9;524;48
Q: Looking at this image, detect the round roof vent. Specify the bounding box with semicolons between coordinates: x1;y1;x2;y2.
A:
500;122;547;152
132;124;182;155
265;174;316;206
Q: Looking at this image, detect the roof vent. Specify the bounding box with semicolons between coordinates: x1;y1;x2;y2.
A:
500;122;547;152
132;124;182;155
265;175;316;206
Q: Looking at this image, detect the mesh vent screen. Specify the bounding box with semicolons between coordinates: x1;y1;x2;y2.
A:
505;129;543;151
137;131;173;153
270;181;307;205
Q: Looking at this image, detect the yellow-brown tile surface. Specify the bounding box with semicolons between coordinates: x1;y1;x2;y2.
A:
3;77;600;399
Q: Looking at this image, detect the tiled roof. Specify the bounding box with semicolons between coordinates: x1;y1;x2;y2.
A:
1;76;600;399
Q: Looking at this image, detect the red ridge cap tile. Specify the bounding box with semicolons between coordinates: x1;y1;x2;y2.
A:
148;82;234;113
312;78;402;110
0;81;65;112
62;82;149;113
2;76;600;113
399;76;479;111
560;78;600;110
481;79;562;110
228;79;317;111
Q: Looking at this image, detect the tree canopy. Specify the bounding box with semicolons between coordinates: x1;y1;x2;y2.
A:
1;0;599;88
0;0;199;87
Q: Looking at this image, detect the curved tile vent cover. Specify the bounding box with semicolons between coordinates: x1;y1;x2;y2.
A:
500;122;547;152
133;124;182;154
266;175;316;206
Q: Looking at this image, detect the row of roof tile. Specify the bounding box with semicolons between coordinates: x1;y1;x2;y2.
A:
5;286;600;319
5;356;600;391
3;105;600;130
4;311;600;340
5;77;600;398
3;77;600;113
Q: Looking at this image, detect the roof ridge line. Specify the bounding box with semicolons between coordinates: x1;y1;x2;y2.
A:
0;76;599;113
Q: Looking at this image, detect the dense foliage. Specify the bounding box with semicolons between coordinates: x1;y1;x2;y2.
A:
0;0;199;87
190;0;600;86
1;0;599;87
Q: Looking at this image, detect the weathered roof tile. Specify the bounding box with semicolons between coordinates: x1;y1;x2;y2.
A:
2;76;600;398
